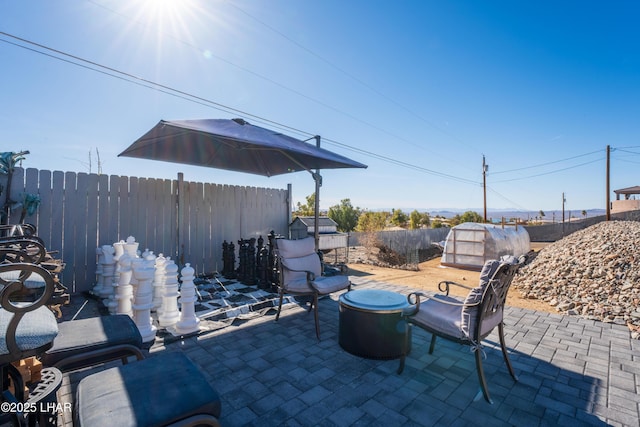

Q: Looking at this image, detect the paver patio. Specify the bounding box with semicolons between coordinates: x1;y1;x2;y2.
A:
57;277;640;426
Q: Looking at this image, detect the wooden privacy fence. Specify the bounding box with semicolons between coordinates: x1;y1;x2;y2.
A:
1;168;290;293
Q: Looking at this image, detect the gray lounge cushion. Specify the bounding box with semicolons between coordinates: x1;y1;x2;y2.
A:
0;306;58;355
412;294;465;340
75;351;221;427
42;314;143;367
410;259;506;341
311;275;350;295
278;238;322;286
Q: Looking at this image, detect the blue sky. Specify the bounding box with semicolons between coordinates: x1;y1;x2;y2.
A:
1;1;639;213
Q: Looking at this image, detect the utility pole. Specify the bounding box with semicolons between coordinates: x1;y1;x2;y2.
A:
562;192;566;223
482;155;488;223
606;145;611;221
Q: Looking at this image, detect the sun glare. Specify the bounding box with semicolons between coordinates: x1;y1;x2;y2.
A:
142;0;191;20
139;0;197;30
117;0;209;66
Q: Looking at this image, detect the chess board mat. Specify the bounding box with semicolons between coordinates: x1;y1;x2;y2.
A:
153;274;299;343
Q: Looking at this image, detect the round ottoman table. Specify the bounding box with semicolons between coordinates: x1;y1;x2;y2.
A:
338;289;411;359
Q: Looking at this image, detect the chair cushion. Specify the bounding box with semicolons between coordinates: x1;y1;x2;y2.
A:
281;253;322;287
277;237;315;258
411;294;464;340
311;275;350;295
283;277;314;293
42;315;143;367
0;270;47;289
461;259;502;340
0;307;59;356
75;352;221;427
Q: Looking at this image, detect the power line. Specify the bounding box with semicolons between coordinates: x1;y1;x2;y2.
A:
0;30;480;188
226;1;481;155
1;30;620;208
614;148;640;156
322;137;480;185
486;187;529;211
85;0;454;157
489;149;602;175
490;158;604;183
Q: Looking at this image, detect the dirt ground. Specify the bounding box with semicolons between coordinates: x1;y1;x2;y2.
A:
345;243;555;314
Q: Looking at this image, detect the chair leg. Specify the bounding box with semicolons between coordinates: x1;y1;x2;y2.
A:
313;293;320;340
397;321;410;374
498;323;518;381
428;334;437;354
475;345;493;404
275;289;284;322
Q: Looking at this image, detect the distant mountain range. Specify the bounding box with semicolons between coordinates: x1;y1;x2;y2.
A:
360;208;607;222
359;207;608;220
427;208;607;220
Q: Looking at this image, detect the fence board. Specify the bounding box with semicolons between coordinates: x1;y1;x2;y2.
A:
50;172;65;259
108;175;120;245
62;172;77;291
117;176;130;240
73;173;90;291
36;170;53;248
97;174;109;245
85;174;99;288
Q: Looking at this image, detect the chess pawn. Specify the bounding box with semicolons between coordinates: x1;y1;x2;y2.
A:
172;263;200;335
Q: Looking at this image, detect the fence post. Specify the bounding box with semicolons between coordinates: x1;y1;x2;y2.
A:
177;172;185;267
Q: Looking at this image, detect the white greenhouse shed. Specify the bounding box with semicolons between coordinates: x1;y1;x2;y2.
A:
441;222;530;270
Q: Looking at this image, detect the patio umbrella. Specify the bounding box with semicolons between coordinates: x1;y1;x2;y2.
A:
119;118;367;249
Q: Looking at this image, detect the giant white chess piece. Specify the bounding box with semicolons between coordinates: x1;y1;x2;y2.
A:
115;252;134;317
172;263;200;335
158;258;180;328
153;254;167;312
124;236;139;258
131;256;157;343
99;245;116;306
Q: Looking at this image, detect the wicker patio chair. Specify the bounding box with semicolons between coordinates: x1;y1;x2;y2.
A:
397;255;526;403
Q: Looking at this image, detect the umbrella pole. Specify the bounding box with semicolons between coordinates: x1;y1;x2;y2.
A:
314;136;321;252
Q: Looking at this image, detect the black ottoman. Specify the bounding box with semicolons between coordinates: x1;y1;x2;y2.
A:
74;352;222;427
42;315;144;371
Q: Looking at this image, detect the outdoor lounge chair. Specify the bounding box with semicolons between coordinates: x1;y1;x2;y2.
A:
1;262;62;425
0;258;144;373
0;262;220;426
1;260;144;373
397;255;525;403
274;236;351;340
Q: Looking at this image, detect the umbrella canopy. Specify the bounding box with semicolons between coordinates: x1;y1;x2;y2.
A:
119;118;367;252
118;118;367;176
